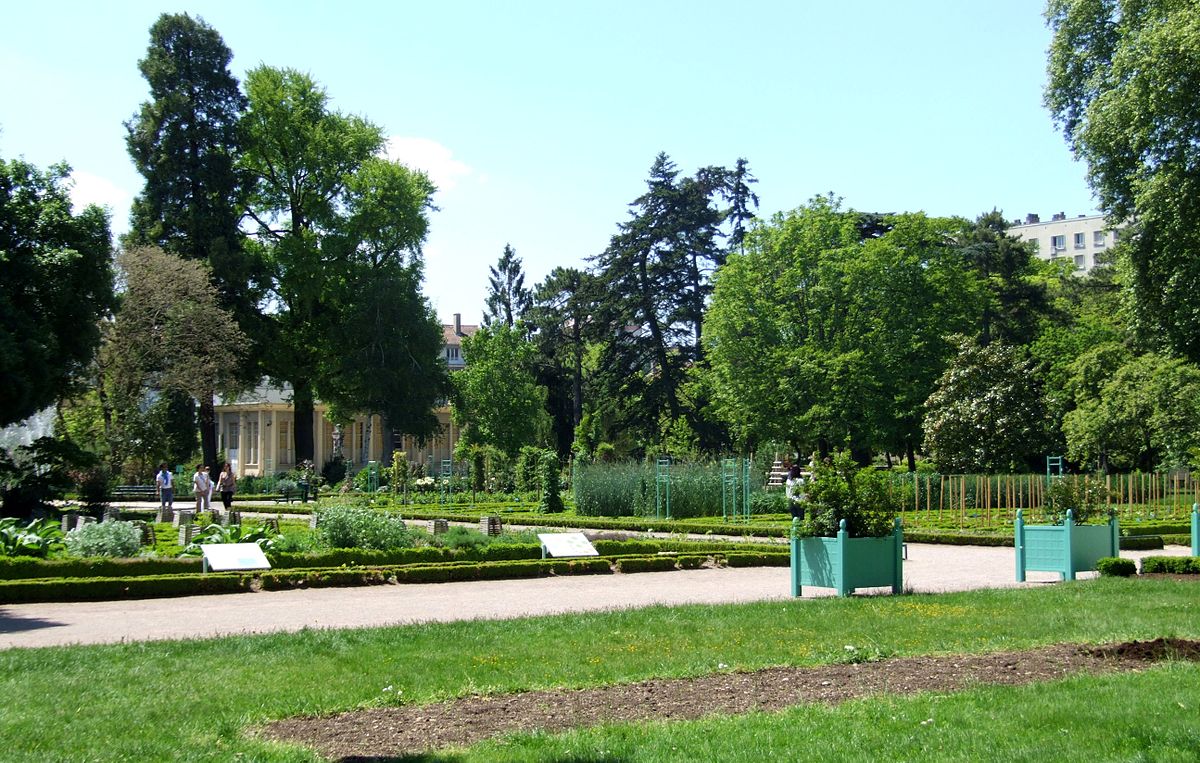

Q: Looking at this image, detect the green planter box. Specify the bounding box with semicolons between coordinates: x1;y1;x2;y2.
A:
1192;506;1199;557
1015;509;1118;582
790;518;903;597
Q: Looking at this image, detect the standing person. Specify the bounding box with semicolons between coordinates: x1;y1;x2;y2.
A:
192;463;211;513
155;463;174;511
785;463;807;520
216;462;236;511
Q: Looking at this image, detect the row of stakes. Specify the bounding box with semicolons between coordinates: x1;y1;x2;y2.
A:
59;510;504;546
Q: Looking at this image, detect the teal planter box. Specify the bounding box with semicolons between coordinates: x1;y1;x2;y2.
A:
790;518;903;597
1015;509;1118;582
1192;505;1199;557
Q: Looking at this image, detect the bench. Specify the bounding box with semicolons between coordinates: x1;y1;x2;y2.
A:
110;485;158;502
273;487;299;504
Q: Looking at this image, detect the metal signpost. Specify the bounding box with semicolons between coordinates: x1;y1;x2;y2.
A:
655;457;672;520
440;459;454;505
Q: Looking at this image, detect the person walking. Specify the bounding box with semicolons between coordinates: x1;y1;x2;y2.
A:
192;463;211;514
155;463;174;511
216;462;237;511
785;463;808;520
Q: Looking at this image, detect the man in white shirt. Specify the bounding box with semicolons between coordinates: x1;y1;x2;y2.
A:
155;463;174;510
192;464;211;513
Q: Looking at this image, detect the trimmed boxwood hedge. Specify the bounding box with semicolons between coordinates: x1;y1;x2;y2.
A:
1140;556;1200;575
1096;557;1137;577
614;556;680;573
0;573;252;603
1118;535;1163;550
724;551;790;567
0;556;203;581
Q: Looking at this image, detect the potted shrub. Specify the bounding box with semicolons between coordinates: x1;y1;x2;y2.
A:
790;452;904;597
1015;476;1118;581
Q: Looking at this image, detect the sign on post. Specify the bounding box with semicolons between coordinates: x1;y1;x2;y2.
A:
200;543;272;573
538;532;599;559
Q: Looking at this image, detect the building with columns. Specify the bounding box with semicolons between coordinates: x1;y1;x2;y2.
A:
214;315;477;477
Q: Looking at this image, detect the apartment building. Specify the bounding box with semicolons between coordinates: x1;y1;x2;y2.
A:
1007;212;1121;274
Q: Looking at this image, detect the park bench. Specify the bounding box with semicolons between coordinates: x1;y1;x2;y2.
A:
110;485;158;502
273;487;300;504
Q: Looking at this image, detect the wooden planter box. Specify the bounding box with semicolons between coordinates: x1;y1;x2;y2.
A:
790;518;903;597
1015;509;1118;582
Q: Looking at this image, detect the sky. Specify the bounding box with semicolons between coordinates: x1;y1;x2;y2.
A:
0;0;1096;326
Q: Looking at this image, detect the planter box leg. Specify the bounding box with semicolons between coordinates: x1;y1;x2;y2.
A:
790;518;801;598
892;517;903;595
1015;510;1026;582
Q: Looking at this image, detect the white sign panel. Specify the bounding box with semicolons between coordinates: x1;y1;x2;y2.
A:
200;542;272;571
538;532;599;558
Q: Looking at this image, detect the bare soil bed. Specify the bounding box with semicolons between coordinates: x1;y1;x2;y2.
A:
260;638;1200;761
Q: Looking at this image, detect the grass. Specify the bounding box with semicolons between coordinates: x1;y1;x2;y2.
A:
0;578;1198;760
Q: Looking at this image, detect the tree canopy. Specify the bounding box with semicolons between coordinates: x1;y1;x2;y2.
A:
0;157;114;427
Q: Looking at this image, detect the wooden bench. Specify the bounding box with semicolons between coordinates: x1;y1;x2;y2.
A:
273;487;299;504
110;485;158;502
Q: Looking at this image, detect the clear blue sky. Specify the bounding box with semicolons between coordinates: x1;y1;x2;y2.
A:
1;1;1094;325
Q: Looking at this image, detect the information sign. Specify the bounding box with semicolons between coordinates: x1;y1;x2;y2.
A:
538;532;599;558
200;542;272;572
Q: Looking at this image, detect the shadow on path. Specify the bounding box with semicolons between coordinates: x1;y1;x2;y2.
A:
0;609;66;634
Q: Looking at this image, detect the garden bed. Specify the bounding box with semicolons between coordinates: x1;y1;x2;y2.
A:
259;638;1200;759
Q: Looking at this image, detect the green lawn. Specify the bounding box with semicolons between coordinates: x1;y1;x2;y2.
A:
1;578;1197;761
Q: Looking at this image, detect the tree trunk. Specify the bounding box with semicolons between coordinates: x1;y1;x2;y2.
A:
381;415;395;466
906;438;917;472
293;379;315;463
198;394;218;471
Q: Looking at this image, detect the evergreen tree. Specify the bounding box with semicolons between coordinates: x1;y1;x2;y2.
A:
124;12;260;469
482;244;532;328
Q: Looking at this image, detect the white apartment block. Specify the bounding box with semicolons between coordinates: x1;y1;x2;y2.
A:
1007;212;1121;274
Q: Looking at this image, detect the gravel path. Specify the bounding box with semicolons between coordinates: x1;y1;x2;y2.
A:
0;543;1190;650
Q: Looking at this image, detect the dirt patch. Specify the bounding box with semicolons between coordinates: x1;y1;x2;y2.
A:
259;639;1200;761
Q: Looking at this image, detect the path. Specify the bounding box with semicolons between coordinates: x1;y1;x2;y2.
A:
0;543;1189;650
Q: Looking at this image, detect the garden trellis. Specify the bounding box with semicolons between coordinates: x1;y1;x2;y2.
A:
897;471;1198;529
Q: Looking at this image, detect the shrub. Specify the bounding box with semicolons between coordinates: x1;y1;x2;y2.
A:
1096;557;1137;577
515;446;545;493
539;451;565;513
1140;556;1200;575
322;457;348;487
801;452;901;538
1044;476;1113;525
64;521;142;558
71;465;111;514
1119;535;1163;550
315;504;413;550
750;490;787;515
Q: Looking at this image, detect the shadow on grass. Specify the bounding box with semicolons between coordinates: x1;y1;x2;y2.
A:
0;609;67;634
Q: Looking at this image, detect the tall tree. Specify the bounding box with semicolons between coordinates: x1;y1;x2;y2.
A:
101;246;247;474
241;66;438;463
125;12;258;469
452;324;549;457
957;210;1050;346
482;244;531;328
0;157;114;427
1045;0;1200;360
529;266;592;454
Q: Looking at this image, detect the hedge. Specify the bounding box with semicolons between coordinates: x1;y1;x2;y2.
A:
1140;556;1200;575
1118;535;1163;550
1096;557;1137;577
0;556;202;581
0;573;251;603
614;556;680;573
724;551;790;568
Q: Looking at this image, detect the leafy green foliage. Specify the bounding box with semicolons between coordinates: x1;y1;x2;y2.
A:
179;522;281;557
483;243;531;328
1;437;99;518
1096;556;1136;577
1140;556;1200;574
0;518;63;558
1043;476;1113;525
64;521;143;558
539;451;565;513
453;324;549;457
315;504;413;550
0;156;114;427
801;452;902;537
1046;0;1200;360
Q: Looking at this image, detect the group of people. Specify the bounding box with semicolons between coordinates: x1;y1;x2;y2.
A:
154;462;237;513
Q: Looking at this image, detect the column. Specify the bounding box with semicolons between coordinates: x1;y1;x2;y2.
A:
237;412;247;477
257;409;265;475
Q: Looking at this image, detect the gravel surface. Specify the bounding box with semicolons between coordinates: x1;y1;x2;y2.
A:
0;543;1190;650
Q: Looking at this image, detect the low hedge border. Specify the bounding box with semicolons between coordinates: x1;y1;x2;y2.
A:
1140;556;1200;575
0;552;779;604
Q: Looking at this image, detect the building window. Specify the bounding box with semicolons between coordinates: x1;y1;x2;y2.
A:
246;421;259;465
1074;254;1087;270
1112;229;1121;242
279;421;293;466
1051;234;1066;250
1093;230;1106;247
1074;232;1085;248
